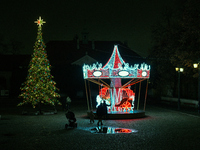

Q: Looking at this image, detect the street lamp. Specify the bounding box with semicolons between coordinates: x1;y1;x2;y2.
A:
193;62;200;113
175;67;184;110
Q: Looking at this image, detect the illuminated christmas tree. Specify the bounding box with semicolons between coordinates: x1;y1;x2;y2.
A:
18;16;61;111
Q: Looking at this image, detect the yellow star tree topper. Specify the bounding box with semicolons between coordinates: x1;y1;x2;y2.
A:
34;16;46;27
18;16;61;110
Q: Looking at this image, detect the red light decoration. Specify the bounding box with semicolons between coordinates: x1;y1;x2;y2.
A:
115;128;133;133
83;45;150;113
99;87;135;111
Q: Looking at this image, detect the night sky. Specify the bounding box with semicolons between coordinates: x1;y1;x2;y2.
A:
0;0;180;57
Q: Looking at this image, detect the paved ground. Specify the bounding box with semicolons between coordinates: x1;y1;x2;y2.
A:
1;100;200;150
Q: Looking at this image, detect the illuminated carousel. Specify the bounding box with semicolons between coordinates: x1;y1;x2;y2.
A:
83;45;150;119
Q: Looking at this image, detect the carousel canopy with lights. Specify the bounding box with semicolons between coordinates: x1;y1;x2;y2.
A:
83;45;150;79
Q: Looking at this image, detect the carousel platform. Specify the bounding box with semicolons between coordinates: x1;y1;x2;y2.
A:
88;110;145;119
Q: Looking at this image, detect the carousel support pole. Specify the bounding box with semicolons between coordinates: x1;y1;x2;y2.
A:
84;79;90;111
98;79;100;93
99;79;110;87
137;81;142;110
143;79;149;111
88;81;93;110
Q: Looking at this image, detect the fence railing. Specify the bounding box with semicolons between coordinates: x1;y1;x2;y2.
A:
161;96;198;108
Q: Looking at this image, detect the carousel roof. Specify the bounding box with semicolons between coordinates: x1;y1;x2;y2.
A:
83;45;150;79
103;45;125;69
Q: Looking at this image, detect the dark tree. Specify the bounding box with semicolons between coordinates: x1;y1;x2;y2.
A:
149;0;200;99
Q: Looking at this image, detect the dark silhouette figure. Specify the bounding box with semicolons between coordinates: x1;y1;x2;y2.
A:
65;111;77;129
88;110;95;123
66;96;71;111
96;103;104;126
102;100;111;119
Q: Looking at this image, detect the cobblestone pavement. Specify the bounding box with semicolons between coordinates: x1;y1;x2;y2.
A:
1;102;200;150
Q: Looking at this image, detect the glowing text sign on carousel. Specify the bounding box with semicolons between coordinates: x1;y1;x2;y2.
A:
83;45;150;112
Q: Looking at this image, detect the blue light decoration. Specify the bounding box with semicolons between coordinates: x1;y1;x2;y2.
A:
83;45;150;113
